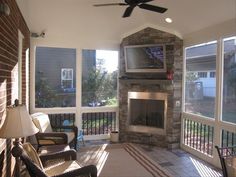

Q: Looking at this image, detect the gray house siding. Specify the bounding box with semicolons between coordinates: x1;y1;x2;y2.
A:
36;47;76;90
82;49;96;81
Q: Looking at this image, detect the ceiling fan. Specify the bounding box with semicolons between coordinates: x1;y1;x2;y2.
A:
93;0;167;18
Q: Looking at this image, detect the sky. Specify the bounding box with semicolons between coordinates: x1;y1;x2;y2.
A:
96;50;118;73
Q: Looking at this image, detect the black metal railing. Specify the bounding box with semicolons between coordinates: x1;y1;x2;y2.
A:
48;113;75;128
47;112;117;135
82;112;117;135
221;130;236;147
184;118;214;156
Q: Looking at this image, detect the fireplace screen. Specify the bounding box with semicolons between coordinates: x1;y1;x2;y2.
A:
129;99;164;128
128;92;167;132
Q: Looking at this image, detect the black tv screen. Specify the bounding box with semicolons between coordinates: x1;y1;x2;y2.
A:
124;44;166;73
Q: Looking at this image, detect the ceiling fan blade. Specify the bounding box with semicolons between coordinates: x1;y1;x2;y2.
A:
123;5;135;17
138;4;167;13
93;3;127;7
138;0;154;3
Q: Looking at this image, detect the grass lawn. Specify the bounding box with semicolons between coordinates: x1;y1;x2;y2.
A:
185;97;236;124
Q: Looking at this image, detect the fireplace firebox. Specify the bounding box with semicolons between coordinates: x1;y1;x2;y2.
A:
128;92;167;135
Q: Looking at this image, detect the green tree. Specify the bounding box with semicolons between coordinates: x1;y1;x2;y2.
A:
186;71;198;82
82;59;117;106
227;63;236;97
185;71;199;100
35;72;58;107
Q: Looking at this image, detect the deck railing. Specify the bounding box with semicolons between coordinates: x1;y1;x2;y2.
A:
182;112;236;168
46;107;118;136
82;112;117;135
183;118;214;156
221;129;236;147
48;113;75;127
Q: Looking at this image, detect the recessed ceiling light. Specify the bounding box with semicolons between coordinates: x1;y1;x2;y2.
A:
165;18;172;23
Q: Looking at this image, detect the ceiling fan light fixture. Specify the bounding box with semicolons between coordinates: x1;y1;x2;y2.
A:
165;18;172;23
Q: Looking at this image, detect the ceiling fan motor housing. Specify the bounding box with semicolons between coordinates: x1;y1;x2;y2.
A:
125;0;153;5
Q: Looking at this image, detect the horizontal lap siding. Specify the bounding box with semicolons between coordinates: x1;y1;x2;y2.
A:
0;0;30;176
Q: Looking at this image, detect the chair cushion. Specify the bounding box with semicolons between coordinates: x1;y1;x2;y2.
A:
22;143;44;170
44;160;81;176
65;132;75;144
37;133;74;145
225;157;236;177
31;112;53;133
38;139;58;145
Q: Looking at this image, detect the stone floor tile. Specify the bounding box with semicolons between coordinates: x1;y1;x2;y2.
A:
82;140;222;177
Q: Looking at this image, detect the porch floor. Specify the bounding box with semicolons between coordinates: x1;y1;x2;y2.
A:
78;140;222;177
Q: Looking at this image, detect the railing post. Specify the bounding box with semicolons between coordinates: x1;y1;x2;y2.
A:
210;38;224;167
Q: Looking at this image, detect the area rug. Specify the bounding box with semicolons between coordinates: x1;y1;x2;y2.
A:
77;143;172;177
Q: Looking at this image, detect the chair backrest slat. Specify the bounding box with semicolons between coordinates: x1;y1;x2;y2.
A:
20;151;48;177
22;143;44;169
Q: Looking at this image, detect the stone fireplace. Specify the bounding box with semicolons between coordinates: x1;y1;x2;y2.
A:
118;27;183;149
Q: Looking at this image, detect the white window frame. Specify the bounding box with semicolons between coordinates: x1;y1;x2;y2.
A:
30;47;119;136
181;36;236;168
81;49;119;109
210;71;216;78
61;68;73;89
197;71;208;78
31;47;77;113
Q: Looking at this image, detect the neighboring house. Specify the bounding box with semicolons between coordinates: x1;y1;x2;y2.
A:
35;47;98;107
186;39;236;99
36;47;77;91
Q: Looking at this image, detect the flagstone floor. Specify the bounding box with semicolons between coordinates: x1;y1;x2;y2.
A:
79;140;222;177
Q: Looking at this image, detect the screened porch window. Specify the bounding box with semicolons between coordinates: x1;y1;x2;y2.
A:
222;36;236;124
35;47;76;108
185;41;217;118
82;49;118;107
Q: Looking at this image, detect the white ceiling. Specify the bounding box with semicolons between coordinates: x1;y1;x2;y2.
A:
17;0;236;48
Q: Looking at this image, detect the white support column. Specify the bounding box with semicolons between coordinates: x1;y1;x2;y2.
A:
75;49;82;130
18;30;24;104
213;38;224;167
25;48;30;110
29;45;36;113
180;46;186;147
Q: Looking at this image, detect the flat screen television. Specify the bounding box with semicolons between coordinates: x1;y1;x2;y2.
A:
124;44;166;73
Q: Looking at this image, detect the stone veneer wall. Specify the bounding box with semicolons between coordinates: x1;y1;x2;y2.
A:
119;27;183;149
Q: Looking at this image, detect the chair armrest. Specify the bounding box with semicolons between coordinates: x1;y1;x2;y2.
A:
52;125;75;129
52;125;78;140
215;145;236;177
52;125;78;133
54;164;97;177
36;132;68;144
215;145;236;158
20;151;48;177
39;149;77;165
